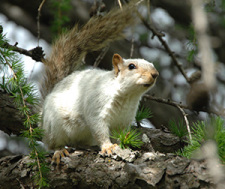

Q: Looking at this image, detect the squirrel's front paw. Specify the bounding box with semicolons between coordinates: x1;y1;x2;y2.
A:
100;143;118;156
52;148;70;166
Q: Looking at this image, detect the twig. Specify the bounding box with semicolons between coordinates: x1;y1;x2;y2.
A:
93;46;109;68
136;11;191;84
37;0;46;46
144;95;189;109
144;94;223;116
176;105;192;142
1;41;44;61
135;0;145;6
16;178;25;189
130;37;134;58
147;0;150;22
117;0;123;10
2;42;32;57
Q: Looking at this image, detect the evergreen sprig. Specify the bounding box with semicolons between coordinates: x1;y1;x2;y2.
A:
50;0;72;36
178;116;225;163
111;127;144;149
0;32;49;187
177;121;205;159
168;119;188;139
111;106;153;149
136;106;152;123
186;25;198;62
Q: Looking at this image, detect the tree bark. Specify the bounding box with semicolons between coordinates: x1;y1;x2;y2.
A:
0;148;216;189
0;91;25;135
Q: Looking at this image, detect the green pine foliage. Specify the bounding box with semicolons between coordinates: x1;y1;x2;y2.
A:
50;0;72;36
177;120;205;159
111;106;152;149
136;106;153;123
111;127;144;149
186;25;198;62
178;116;225;163
212;117;225;163
168;119;188;139
0;32;49;187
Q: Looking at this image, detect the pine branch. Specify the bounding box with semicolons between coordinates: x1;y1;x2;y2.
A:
0;32;49;187
2;52;45;185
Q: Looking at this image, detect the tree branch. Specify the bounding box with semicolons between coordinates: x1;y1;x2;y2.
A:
37;0;47;46
136;11;191;84
93;46;109;68
144;95;189;109
1;41;44;62
0;149;217;188
176;105;192;141
144;94;223;116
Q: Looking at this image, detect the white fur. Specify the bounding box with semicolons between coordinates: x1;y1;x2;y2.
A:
41;57;158;151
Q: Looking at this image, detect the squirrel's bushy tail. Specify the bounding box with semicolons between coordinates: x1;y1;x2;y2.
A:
41;5;135;99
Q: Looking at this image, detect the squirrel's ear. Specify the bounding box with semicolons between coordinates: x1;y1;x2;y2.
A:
112;54;123;76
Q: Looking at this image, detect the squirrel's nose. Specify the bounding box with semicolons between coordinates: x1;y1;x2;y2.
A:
151;71;159;79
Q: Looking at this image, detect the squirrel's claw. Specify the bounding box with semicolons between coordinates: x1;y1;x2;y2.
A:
100;143;118;156
52;149;70;166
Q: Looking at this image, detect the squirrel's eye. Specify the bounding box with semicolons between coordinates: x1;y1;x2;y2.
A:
128;64;136;70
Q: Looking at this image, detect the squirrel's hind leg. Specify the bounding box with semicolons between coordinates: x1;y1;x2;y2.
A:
51;148;70;166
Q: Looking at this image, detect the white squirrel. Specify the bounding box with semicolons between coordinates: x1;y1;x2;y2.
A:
40;4;158;164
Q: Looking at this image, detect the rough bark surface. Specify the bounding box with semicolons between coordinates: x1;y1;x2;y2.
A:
0;148;215;189
0;91;25;135
141;127;184;153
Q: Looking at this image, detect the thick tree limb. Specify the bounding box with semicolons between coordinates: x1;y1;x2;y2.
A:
0;149;217;188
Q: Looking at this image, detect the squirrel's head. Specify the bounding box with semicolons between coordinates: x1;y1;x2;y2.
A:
112;53;159;94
